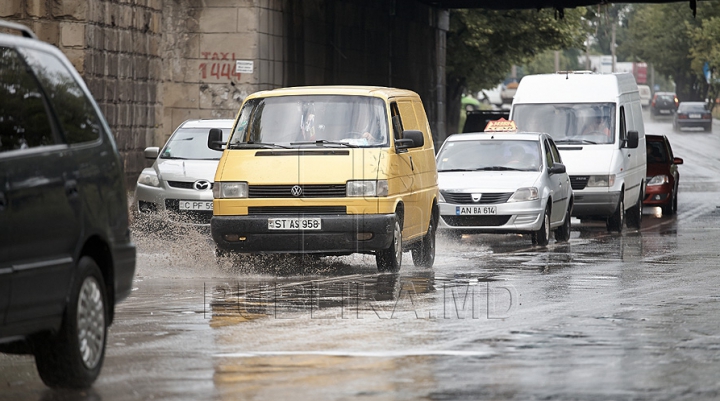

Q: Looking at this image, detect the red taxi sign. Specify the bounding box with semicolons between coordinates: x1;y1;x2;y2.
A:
484;118;518;132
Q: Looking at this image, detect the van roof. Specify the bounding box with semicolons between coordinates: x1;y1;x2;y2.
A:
180;119;235;129
513;72;639;104
245;86;420;100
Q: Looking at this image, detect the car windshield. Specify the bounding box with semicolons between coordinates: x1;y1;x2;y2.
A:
679;103;707;112
437;139;542;172
160;127;231;160
512;103;616;145
228;95;389;148
657;94;675;101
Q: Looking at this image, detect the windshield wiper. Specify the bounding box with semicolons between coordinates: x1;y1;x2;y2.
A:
291;140;359;148
228;142;290;149
438;168;473;172
474;166;525;171
160;156;187;160
555;139;597;145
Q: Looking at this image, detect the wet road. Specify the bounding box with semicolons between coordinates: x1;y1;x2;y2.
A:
3;112;720;400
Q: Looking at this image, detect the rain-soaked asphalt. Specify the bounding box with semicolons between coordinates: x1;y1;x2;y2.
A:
2;112;720;400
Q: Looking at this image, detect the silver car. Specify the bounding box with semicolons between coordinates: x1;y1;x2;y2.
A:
436;131;573;246
135;119;234;226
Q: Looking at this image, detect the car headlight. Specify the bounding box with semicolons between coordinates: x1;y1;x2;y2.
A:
346;180;389;197
214;182;248;198
587;175;616;187
647;175;669;186
508;187;539;202
137;172;160;187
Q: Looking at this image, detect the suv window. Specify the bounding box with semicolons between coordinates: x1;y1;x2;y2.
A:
0;46;55;152
21;47;102;145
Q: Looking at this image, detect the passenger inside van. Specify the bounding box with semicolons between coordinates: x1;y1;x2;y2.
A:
581;115;611;138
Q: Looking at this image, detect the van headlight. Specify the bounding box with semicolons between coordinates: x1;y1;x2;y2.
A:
137;171;160;187
508;187;539;202
647;175;669;186
587;175;616;187
346;180;389;197
214;182;248;198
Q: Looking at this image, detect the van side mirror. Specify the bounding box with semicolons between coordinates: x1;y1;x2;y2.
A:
624;130;639;149
208;128;225;151
144;147;159;159
548;163;566;175
395;130;424;151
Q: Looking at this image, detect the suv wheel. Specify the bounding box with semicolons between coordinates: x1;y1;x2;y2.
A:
377;214;402;272
34;256;107;389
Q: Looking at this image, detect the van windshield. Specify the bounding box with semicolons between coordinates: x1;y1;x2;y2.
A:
512;103;616;145
228;95;389;148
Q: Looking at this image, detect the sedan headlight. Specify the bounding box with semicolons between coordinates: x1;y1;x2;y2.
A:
647;175;669;186
587;175;616;187
137;171;160;187
508;187;539;202
346;180;389;197
214;182;248;198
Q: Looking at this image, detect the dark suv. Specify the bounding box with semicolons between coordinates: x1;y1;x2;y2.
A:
0;21;136;388
650;92;679;117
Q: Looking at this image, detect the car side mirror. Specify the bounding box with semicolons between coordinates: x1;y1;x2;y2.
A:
208;128;225;151
144;147;159;159
548;163;566;175
673;157;684;165
624;130;639;149
395;130;424;151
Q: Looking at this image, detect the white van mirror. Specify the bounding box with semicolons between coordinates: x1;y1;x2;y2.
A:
624;130;639;149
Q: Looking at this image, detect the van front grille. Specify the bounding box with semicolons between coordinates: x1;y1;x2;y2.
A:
570;176;589;190
249;184;346;198
248;206;347;215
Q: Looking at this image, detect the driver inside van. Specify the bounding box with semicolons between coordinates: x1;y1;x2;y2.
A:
581;115;612;140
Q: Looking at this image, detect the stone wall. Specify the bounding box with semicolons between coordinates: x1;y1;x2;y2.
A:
3;0;447;185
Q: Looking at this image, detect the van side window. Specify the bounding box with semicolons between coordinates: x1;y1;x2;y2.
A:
390;102;403;140
21;48;102;145
619;106;627;142
0;47;55;152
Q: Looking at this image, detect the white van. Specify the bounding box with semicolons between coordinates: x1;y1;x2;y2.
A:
510;72;646;232
637;84;652;108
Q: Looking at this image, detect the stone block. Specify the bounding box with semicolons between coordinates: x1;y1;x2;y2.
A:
27;0;49;18
60;22;85;48
205;0;254;7
164;82;200;109
33;21;60;45
148;35;160;55
258;33;268;60
199;33;256;59
149;58;162;81
273;35;282;61
135;56;150;80
119;30;132;53
63;48;85;74
150;12;161;34
198;7;238;33
271;9;282;36
52;0;88;19
104;29;117;52
132;32;147;55
0;0;22;17
119;5;133;29
237;7;257;33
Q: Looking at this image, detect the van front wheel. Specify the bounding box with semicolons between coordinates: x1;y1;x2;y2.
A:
606;194;624;232
411;216;436;268
377;216;402;272
626;190;643;229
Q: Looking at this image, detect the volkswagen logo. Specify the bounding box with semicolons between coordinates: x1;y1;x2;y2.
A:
471;193;483;202
193;180;211;191
290;185;303;197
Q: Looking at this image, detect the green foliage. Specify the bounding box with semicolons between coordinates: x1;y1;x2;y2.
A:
523;49;583;75
689;16;720;107
447;8;589;94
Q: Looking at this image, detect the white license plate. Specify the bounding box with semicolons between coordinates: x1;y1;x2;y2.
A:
178;200;213;211
659;110;670;114
456;206;497;215
268;218;322;230
689;113;701;119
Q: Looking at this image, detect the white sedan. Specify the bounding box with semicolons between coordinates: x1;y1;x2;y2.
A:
436;131;573;246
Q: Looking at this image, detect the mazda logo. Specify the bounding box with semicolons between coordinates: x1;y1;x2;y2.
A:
193;180;211;191
471;193;482;202
290;185;303;197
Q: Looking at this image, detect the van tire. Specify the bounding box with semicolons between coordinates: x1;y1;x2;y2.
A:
554;204;572;242
377;215;402;272
411;214;436;268
606;194;624;232
626;190;643;229
34;257;107;389
531;206;550;246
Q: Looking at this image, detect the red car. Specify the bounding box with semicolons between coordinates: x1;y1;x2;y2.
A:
643;134;683;215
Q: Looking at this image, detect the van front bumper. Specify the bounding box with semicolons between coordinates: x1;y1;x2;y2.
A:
211;214;395;254
572;191;621;217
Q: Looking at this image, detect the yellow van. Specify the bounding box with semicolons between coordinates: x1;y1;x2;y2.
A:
207;86;438;271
